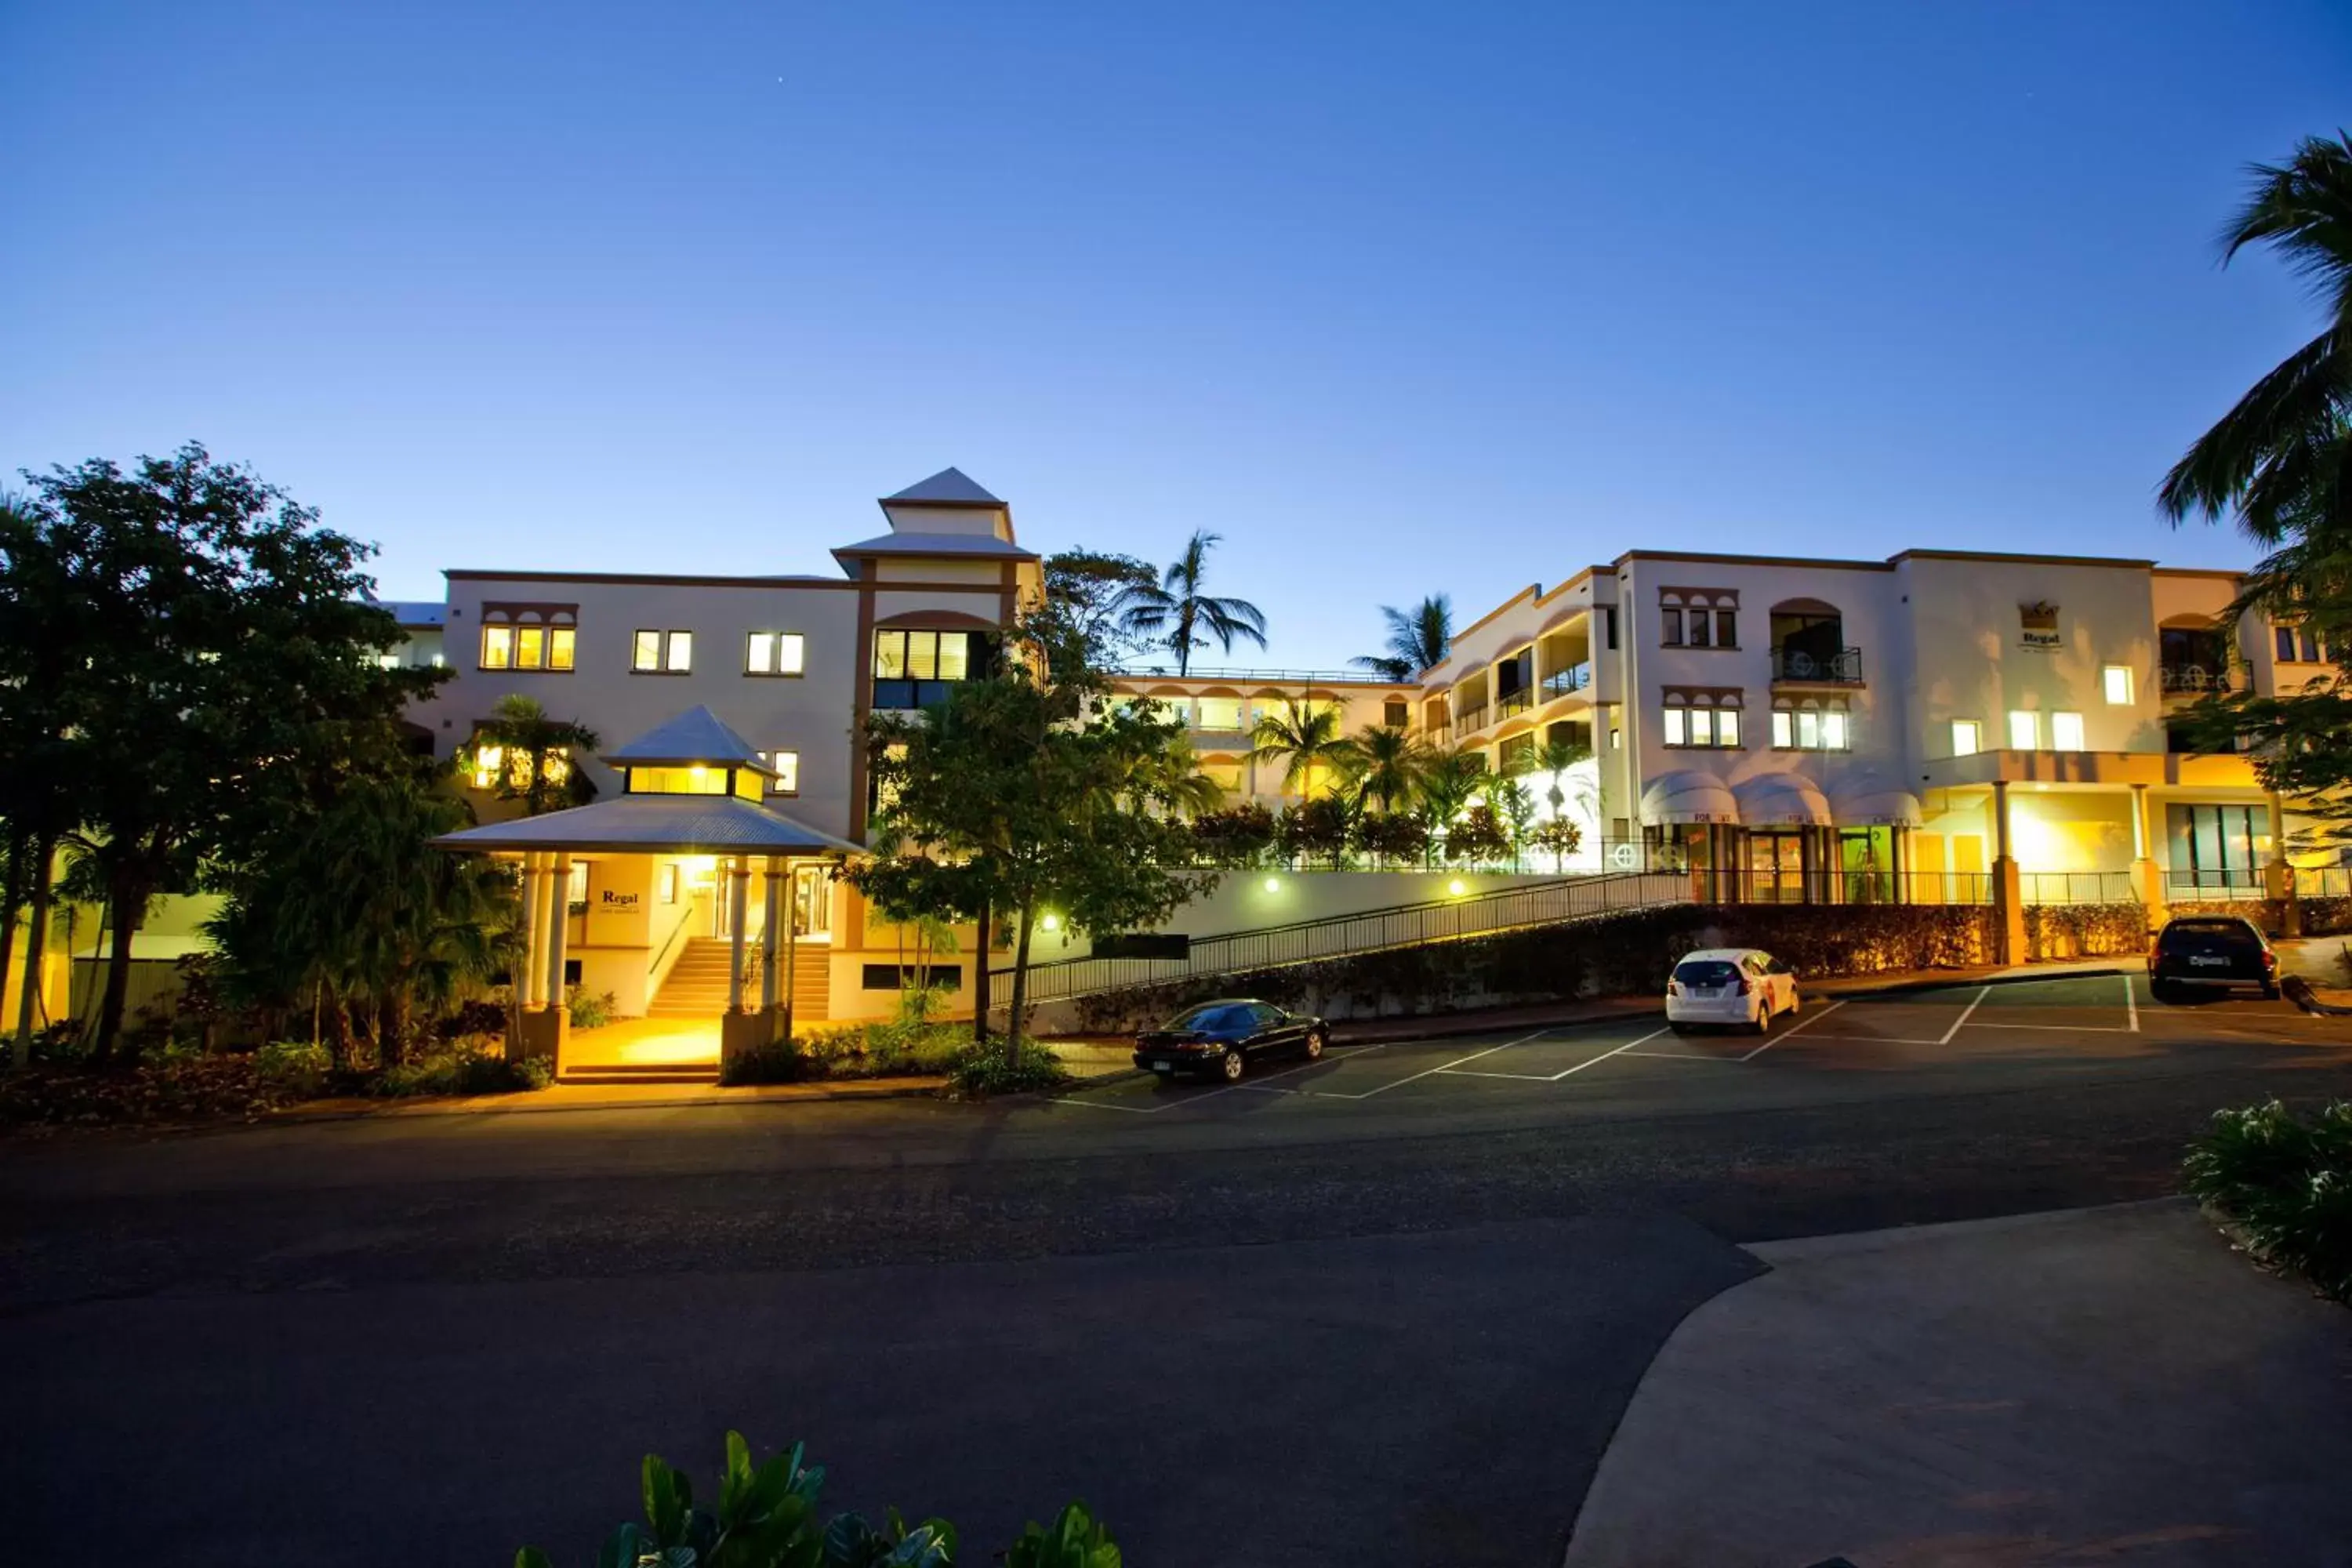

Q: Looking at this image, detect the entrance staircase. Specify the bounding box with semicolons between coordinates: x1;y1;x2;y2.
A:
648;938;830;1021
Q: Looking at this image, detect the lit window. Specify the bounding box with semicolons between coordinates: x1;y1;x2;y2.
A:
1717;709;1740;747
2102;665;2132;705
469;745;504;789
2052;711;2085;751
1662;707;1686;746
480;625;514;670
1797;710;1820;749
478;608;576;672
1952;720;1981;757
1772;706;1848;751
1822;710;1848;750
1197;697;1246;731
1608;727;1621;750
633;630;691;673
516;626;546;670
746;632;805;676
761;750;800;795
1661;703;1740;748
2008;710;2038;750
1771;710;1792;748
566;862;588;906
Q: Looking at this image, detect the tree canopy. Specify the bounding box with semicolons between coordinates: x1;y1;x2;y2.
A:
1352;596;1453;682
1116;530;1268;677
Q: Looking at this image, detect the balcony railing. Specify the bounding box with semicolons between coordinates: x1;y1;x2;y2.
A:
871;677;964;710
1541;663;1592;699
1425;723;1454;747
2158;665;2242;695
1454;702;1490;733
1769;646;1864;684
1495;688;1533;719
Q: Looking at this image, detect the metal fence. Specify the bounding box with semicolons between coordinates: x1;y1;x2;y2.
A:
987;870;1690;1008
2168;866;2352;900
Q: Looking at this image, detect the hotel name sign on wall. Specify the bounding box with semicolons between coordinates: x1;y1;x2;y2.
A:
2018;601;2061;652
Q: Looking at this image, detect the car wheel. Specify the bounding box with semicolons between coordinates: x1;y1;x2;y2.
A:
1220;1047;1246;1082
1750;1003;1770;1036
1669;1021;1693;1036
1304;1028;1327;1061
1785;989;1801;1017
2151;978;2176;1004
2261;982;2281;1001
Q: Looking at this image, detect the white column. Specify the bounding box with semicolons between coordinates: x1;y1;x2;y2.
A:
545;853;574;1013
727;858;752;1014
520;855;548;1011
761;857;786;1013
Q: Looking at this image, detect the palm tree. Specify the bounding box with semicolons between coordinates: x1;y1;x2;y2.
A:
1352;596;1453;682
2161;133;2352;604
1413;748;1490;866
1341;724;1430;815
1494;779;1539;873
1512;733;1595;819
473;695;601;816
1247;701;1353;798
1123;731;1228;820
1117;531;1268;677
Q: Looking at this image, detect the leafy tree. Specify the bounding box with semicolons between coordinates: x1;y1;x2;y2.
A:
470;694;601;816
1414;748;1490;865
1116;530;1267;676
1351;810;1430;867
5;445;444;1058
1444;803;1512;866
851;618;1211;1058
1352;595;1453;682
1513;733;1595;818
1042;549;1158;673
1494;779;1540;871
1189;803;1278;866
1339;724;1430;816
2161;133;2352;851
1116;727;1226;819
1278;796;1355;869
0;488;77;1065
1247;700;1352;797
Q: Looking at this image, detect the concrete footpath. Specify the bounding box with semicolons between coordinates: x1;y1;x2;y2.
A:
1563;1200;2352;1568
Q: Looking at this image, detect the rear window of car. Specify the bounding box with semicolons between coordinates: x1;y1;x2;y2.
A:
2160;921;2262;953
1167;1004;1251;1032
1673;960;1741;985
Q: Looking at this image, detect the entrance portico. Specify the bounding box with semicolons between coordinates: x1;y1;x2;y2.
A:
434;706;859;1076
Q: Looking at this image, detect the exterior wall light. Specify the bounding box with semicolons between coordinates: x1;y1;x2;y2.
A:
1447;877;1468;897
1263;876;1282;894
1039;913;1061;932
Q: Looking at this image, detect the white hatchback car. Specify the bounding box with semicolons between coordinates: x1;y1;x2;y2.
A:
1666;948;1800;1034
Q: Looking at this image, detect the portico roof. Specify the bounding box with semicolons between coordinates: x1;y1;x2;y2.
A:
432;795;862;856
601;706;772;774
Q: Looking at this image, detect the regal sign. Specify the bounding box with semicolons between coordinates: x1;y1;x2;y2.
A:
2019;601;2061;651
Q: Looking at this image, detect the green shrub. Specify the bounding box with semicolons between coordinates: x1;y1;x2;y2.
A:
2023;902;2149;960
436;998;510;1041
0;1053;318;1127
252;1039;332;1096
372;1044;549;1098
720;1036;812;1087
513;1430;1115;1568
565;988;618;1031
2183;1100;2352;1301
948;1044;1073;1098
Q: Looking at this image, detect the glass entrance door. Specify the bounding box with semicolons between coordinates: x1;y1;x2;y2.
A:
1748;833;1806;902
792;866;833;941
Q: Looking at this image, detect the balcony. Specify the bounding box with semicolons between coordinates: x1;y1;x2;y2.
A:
2158;664;2241;697
1495;688;1534;720
1769;646;1863;684
871;677;964;711
1454;702;1490;734
1541;663;1592;700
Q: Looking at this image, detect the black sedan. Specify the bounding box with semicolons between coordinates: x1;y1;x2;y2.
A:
2149;914;2281;1000
1133;999;1330;1082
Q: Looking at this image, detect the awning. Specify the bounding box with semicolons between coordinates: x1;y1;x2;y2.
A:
1735;772;1833;827
1639;769;1740;826
1831;779;1926;827
433;794;863;856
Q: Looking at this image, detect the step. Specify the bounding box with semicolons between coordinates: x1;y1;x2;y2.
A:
557;1069;720;1086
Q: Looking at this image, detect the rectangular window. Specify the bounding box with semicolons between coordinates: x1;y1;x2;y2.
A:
2102;665;2132;705
937;633;969;681
1609;726;1621;750
1772;710;1792;748
548;627;575;671
1383;699;1409;728
1716;709;1740;747
1686;611;1710;648
633;630;691;673
1661;608;1683;647
1822;710;1849;750
2051;711;2085;751
659;864;679;905
1952;720;1981;757
872;630;982;709
746;631;806;676
1197;697;1246;731
633;630;662;671
1662;705;1739;748
1716;610;1737;648
480;625;514;670
1604;607;1618;650
665;630;692;672
2302;628;2321;662
565;861;588;907
873;630;908;680
1797;709;1821;749
515;626;546;671
2277;625;2298;662
1662;707;1686;746
2007;710;2038;750
762;750;800;795
906;631;938;681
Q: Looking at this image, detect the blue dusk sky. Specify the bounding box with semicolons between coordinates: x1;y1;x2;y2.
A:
3;2;2347;669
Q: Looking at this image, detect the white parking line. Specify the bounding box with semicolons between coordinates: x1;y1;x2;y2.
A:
1323;1029;1559;1101
2125;971;2140;1033
1054;1044;1388;1112
1936;986;1992;1046
1737;998;1848;1059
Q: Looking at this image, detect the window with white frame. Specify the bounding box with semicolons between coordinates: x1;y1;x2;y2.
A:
746;632;805;677
1657;588;1738;650
2101;665;2132;705
2007;710;2038;750
2051;711;2085;751
1196;696;1247;731
1661;690;1744;749
1770;700;1849;751
760;750;800;795
1951;719;1982;757
633;629;692;673
477;604;577;673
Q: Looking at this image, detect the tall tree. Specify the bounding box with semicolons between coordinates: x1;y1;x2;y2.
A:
1512;733;1595;819
7;445;444;1058
1352;596;1453;682
2161;133;2352;851
470;695;601;816
1247;701;1353;799
851;615;1210;1059
1414;748;1490;865
1042;549;1159;674
1116;531;1267;677
1341;724;1432;816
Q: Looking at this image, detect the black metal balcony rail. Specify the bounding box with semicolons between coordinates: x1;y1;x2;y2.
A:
1541;663;1593;699
1454;701;1490;733
2157;664;2243;695
985;870;1690;1009
1769;645;1864;684
1495;688;1534;719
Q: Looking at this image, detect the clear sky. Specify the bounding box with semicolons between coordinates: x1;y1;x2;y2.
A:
4;2;2347;669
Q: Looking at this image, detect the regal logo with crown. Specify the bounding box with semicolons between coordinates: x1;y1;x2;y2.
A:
2019;601;2061;648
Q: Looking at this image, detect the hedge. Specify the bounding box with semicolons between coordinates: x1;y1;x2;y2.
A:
2022;902;2150;961
2166;897;2352;938
1071;902;2002;1033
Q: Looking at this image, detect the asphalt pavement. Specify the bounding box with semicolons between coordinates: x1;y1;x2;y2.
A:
5;975;2347;1566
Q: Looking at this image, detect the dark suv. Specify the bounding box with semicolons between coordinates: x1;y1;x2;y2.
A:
2149;915;2281;1001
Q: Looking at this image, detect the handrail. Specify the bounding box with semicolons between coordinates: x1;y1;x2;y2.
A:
1110;664;1403;687
1769;646;1864;683
987;870;1690;1008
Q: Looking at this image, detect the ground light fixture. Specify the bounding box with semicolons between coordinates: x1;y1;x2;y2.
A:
1447;877;1468;897
1263;876;1282;893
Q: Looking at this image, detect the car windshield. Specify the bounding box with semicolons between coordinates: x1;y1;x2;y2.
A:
1673;960;1741;986
2161;922;2261;953
1165;1004;1254;1033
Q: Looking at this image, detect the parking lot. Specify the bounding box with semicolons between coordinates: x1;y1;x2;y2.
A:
1050;972;2348;1121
